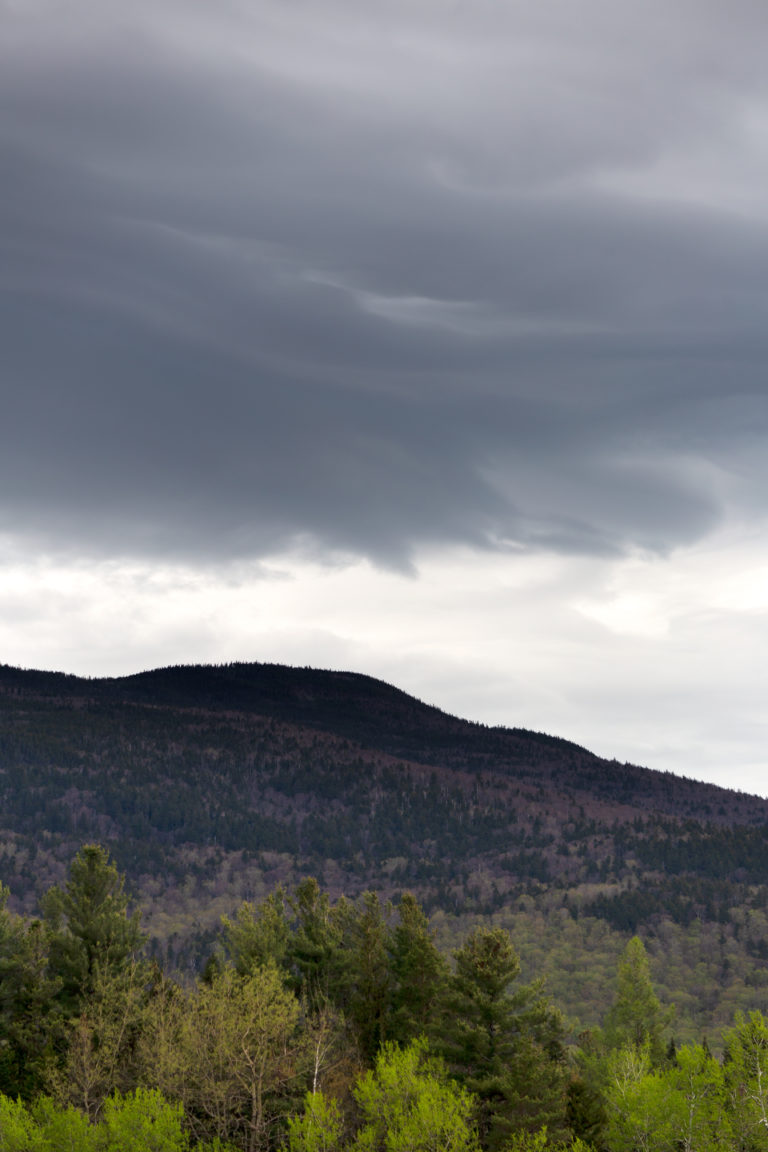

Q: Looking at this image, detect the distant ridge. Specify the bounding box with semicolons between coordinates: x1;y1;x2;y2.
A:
0;659;762;812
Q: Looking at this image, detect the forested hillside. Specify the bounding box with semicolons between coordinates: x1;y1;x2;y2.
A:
2;661;768;1038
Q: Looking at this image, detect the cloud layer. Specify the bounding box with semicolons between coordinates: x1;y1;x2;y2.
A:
5;1;768;567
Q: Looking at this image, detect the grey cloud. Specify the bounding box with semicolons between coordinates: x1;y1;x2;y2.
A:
3;1;768;566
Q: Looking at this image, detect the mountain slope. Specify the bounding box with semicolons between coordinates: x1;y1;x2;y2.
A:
2;660;768;1036
3;659;763;816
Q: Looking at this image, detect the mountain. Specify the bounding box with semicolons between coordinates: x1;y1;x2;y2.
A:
2;660;768;1036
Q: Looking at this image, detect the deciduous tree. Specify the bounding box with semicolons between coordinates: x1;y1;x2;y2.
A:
287;1090;344;1152
723;1009;768;1152
351;1038;479;1152
146;963;304;1152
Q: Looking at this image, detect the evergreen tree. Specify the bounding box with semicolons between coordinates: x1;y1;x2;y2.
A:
604;937;672;1065
567;1073;607;1150
344;892;393;1063
43;845;145;1013
288;878;346;1014
436;927;568;1150
222;889;290;976
0;887;61;1099
387;892;448;1047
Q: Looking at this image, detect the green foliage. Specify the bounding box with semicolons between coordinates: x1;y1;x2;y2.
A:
604;1040;729;1152
287;878;346;1014
501;1130;595;1152
100;1088;188;1152
222;891;290;976
723;1010;768;1151
343;893;393;1063
603;938;673;1064
286;1091;344;1152
387;893;448;1047
145;963;304;1150
0;1090;237;1152
438;927;569;1150
29;1096;98;1152
603;1044;672;1152
42;844;144;1012
667;1043;728;1152
502;1130;552;1152
0;890;61;1100
352;1038;479;1152
0;1094;39;1152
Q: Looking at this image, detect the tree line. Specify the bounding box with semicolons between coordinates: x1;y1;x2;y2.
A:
2;844;768;1152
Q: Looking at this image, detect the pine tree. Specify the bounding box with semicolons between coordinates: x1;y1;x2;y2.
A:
43;844;145;1013
604;937;672;1065
0;887;61;1099
344;892;392;1063
436;927;568;1150
387;892;447;1046
288;878;349;1015
222;888;290;975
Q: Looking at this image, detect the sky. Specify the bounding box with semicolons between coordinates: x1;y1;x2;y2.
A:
2;1;768;795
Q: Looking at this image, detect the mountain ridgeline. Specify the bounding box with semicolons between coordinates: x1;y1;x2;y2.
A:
2;660;768;1035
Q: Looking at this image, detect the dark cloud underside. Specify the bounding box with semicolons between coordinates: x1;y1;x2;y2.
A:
3;0;768;565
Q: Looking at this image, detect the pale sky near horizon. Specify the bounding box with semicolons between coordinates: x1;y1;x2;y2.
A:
2;2;768;796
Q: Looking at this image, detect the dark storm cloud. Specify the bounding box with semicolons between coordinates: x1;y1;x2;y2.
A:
3;0;768;566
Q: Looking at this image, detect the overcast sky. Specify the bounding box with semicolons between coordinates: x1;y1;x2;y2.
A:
3;0;768;795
